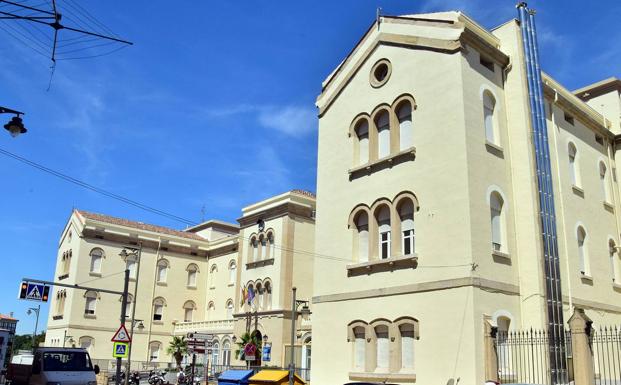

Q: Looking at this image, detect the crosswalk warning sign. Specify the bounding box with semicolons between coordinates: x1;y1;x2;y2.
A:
113;342;129;358
111;324;131;343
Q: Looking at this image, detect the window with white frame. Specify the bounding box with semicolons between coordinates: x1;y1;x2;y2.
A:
600;161;611;203
490;191;506;252
577;226;590;276
212;342;220;365
355;119;370;165
222;341;231;366
377;206;391;259
89;248;103;273
79;336;94;354
267;233;274;259
399;323;415;370
156;260;168;283
127;259;137;279
153;298;165;321
209;264;217;288
149;342;160;361
483;91;497;144
355;211;369;263
226;300;233;319
187;264;198;287
207;302;215;320
256;282;264;310
353;326;366;370
260;236;266;260
399;199;415;255
84;291;97;315
375;325;389;371
397;101;413;151
251;238;258;261
264;281;272;310
183;301;195;322
228;260;236;284
568;143;580;187
376;110;390;158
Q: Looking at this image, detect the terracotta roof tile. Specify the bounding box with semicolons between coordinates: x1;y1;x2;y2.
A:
76;210;207;241
0;314;17;321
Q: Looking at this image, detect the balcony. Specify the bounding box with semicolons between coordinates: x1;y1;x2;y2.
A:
173;319;234;334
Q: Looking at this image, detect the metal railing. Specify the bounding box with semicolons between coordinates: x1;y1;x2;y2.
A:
173;319;234;334
591;326;621;385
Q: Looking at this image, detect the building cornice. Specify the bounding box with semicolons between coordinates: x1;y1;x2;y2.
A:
238;202;314;229
573;77;621;100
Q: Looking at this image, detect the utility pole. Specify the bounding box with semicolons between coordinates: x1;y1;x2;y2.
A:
288;287;297;385
27;304;40;352
123;244;142;385
116;269;130;385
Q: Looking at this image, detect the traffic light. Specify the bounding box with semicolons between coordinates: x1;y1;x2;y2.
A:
19;282;27;299
42;285;50;302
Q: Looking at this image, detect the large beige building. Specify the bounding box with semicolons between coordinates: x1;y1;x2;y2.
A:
311;9;621;385
44;190;315;376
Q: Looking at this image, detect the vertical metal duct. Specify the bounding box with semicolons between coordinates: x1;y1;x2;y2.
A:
517;3;567;384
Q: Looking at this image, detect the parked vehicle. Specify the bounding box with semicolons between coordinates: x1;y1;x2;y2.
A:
129;371;141;385
148;369;166;385
6;347;99;385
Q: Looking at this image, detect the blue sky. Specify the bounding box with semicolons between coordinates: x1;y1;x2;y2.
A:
0;0;619;334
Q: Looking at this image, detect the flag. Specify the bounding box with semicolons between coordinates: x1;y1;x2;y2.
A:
247;285;255;305
240;286;247;306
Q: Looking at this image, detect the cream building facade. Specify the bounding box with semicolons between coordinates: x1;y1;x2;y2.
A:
44;190;315;375
311;10;621;385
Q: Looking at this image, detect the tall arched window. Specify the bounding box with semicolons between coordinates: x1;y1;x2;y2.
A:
84;291;97;315
376;205;391;259
156;260;168;283
79;336;94;354
251;237;258;261
376;110;390;158
266;232;274;259
264;281;272;310
212;341;220;366
183;301;196;322
483;91;497;144
127;258;137;279
209;264;217;289
490;191;506;252
259;235;266;260
354;211;369;262
375;325;389;371
149;342;161;362
153;297;165;321
600;161;611;203
207;301;215;320
398;199;415;255
256;282;264;310
355;119;369;165
226;299;234;319
568;143;580;187
353;326;366;370
609;240;620;283
89;248;104;274
229;260;236;284
399;323;415;370
497;316;511;372
186;264;198;287
577;226;589;276
397;101;413;150
222;340;231;366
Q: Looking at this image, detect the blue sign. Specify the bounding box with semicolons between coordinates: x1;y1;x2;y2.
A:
262;344;271;362
26;284;44;300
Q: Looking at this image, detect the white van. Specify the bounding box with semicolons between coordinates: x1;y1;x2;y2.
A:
8;347;100;385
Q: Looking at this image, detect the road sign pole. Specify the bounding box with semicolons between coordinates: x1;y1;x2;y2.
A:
116;269;130;385
190;353;196;385
124;243;142;385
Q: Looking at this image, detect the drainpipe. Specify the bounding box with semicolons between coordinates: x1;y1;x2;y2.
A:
145;238;162;363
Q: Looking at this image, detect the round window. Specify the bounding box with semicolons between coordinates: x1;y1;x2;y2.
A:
370;59;392;88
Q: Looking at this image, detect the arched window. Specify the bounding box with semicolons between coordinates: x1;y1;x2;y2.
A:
496;316;511;372
376;205;391;259
209;264;217;289
84;291;97;315
229;260;236;284
264;281;272;310
226;299;234;319
222;340;232;366
355;119;369;165
354;211;369;263
600;161;611;203
89;248;104;274
577;226;589;276
353;326;366;370
397;101;413;150
399;323;415;370
153;297;165;321
398;199;415;255
375;325;389;370
266;232;274;259
375;110;390;158
127;259;137;279
149;341;161;362
490;191;506;252
207;301;215;320
156;259;168;283
256;282;264;311
79;336;94;354
483;91;498;144
568;143;580;187
245;284;254;311
251;237;258;261
609;240;620;284
212;341;220;366
259;235;266;260
186;264;198;287
183;301;196;322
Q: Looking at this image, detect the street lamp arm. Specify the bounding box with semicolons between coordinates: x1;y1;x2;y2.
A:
0;106;24;115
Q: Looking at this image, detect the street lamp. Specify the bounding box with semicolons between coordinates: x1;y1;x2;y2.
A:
119;245;142;385
1;106;27;138
63;330;75;348
26;304;40;352
289;287;310;385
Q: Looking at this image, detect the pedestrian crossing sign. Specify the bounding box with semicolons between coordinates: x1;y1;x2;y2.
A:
113;342;129;358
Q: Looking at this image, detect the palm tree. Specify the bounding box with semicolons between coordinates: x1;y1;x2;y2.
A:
234;332;262;362
167;336;188;369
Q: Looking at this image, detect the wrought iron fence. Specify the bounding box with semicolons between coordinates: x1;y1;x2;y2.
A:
496;329;573;385
591;326;621;385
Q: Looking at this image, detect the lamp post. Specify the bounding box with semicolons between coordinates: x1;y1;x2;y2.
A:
119;244;143;385
62;330;74;348
26;304;40;352
1;106;27;137
288;287;310;385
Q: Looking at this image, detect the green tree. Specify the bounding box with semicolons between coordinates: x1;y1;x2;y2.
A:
234;332;262;361
166;336;188;369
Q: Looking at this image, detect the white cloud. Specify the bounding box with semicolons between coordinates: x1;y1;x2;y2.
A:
257;106;316;136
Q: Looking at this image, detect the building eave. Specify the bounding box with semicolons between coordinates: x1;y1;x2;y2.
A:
573;77;621;100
